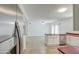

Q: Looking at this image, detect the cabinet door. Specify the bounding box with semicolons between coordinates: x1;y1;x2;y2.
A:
53;36;59;45
70;36;79;46
47;36;54;45
66;36;71;45
66;35;79;46
47;36;59;45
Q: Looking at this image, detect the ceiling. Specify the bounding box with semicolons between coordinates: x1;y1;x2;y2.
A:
22;4;73;21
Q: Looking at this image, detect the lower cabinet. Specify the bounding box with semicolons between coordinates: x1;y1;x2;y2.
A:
66;35;79;46
45;34;59;46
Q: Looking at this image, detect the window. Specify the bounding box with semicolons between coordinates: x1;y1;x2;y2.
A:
55;24;59;34
52;25;55;34
52;24;59;34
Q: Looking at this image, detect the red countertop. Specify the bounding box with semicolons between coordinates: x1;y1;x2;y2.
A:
58;46;79;54
66;33;79;37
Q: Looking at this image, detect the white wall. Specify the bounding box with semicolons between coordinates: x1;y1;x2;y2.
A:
59;18;73;34
0;15;16;36
50;17;73;34
27;20;50;36
0;23;15;36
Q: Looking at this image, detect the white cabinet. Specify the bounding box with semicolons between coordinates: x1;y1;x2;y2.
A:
67;36;79;46
45;34;59;46
66;32;79;46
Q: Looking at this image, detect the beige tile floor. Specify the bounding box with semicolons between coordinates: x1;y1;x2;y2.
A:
23;45;66;54
46;45;66;54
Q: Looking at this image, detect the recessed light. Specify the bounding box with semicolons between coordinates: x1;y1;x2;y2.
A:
41;20;46;24
58;8;67;13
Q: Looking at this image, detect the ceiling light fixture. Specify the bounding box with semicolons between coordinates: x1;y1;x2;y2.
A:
58;8;67;13
41;20;46;24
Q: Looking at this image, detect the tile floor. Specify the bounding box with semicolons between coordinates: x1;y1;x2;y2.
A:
23;45;66;54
